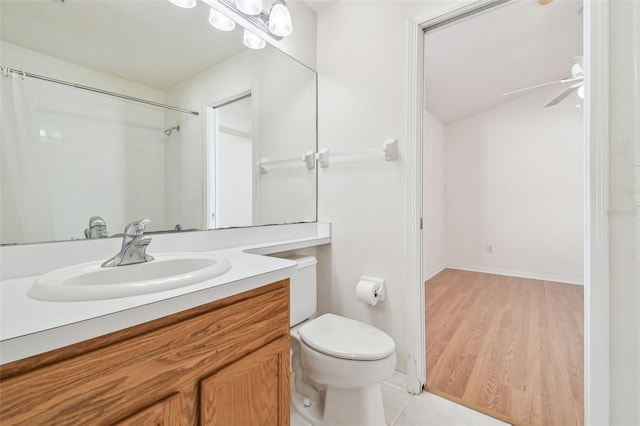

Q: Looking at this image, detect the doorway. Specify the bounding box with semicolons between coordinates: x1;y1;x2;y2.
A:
422;1;584;423
407;0;609;424
206;93;254;229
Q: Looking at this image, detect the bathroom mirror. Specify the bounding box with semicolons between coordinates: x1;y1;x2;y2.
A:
0;0;317;245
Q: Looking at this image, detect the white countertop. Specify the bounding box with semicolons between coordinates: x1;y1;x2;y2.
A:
0;223;330;364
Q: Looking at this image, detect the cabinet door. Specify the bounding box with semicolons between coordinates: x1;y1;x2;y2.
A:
200;336;290;426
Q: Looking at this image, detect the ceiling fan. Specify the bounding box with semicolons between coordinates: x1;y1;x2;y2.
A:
503;56;584;107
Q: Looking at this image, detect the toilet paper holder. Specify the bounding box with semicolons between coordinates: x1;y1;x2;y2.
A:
360;276;386;301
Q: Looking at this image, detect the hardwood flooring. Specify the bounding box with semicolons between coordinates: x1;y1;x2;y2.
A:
425;269;584;426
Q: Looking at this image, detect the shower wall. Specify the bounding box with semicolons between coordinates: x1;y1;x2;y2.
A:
1;42;166;242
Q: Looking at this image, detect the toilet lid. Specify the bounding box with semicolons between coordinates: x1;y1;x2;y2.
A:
298;313;395;361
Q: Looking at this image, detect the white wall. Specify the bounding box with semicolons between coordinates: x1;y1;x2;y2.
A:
0;42;166;242
316;3;637;414
423;109;446;280
164;46;316;230
158;0;317;232
609;0;640;424
316;0;447;374
251;51;316;226
275;0;317;70
444;85;584;284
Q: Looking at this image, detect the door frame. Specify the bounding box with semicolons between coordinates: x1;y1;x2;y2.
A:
204;89;254;229
404;1;610;425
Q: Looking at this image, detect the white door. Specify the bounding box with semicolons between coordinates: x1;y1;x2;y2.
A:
206;94;253;229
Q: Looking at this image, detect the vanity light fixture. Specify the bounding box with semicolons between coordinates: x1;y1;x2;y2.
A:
236;0;262;16
209;8;236;31
268;0;292;37
243;29;266;49
170;0;293;49
207;0;293;48
168;0;197;9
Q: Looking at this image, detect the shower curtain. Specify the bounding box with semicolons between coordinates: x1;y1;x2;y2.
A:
0;69;54;244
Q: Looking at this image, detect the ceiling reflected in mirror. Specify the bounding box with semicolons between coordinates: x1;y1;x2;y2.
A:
1;0;247;89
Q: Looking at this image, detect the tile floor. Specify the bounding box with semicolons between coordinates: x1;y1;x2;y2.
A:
291;373;509;426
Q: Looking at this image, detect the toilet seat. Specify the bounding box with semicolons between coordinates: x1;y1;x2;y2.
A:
298;313;395;361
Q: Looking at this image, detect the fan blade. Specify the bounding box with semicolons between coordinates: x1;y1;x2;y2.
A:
503;78;566;96
561;75;584;84
503;75;583;97
544;84;581;107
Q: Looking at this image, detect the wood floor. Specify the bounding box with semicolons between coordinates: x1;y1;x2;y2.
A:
425;269;584;426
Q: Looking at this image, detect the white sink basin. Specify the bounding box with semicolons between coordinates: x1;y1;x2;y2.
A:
29;253;231;301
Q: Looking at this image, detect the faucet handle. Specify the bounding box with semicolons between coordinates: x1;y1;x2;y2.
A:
89;216;107;228
124;219;151;237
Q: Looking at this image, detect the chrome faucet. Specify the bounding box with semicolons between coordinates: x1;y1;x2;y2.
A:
102;219;155;267
84;216;109;239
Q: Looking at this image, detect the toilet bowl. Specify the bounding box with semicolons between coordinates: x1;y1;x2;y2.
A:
291;314;396;425
298;313;396;388
283;254;397;426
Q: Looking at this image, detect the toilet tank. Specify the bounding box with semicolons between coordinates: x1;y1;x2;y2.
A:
285;255;317;327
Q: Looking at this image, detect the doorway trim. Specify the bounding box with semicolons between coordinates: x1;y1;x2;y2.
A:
404;1;610;425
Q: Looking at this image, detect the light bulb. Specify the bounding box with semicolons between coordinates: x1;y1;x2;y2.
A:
571;62;583;78
209;8;235;31
236;0;262;16
269;3;292;36
168;0;196;8
243;29;265;49
577;85;585;99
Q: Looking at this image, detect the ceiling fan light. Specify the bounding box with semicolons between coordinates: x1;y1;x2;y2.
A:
236;0;262;16
269;2;292;37
209;8;236;31
167;0;196;9
243;29;266;49
571;62;583;78
577;85;585;99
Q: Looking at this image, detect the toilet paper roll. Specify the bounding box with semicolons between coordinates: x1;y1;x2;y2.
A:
356;279;380;306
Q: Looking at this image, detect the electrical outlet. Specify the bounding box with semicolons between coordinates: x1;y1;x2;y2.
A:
486;244;493;253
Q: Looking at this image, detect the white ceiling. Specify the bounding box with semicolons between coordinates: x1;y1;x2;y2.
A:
301;0;339;13
1;0;581;111
0;0;249;90
425;0;583;124
0;0;337;91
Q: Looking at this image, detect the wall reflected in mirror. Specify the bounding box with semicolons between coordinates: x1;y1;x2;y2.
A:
0;0;317;245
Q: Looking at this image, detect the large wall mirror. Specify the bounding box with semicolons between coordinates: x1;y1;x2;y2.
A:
0;0;317;245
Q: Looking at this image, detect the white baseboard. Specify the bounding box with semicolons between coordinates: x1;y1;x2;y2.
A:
423;264;446;282
384;370;408;392
445;264;584;285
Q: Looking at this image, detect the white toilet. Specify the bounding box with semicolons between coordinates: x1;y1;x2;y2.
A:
287;255;396;426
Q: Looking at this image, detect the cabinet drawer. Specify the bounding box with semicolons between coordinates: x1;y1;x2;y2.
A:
115;393;181;425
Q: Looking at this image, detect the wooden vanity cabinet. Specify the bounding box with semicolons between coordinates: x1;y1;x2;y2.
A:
0;280;290;425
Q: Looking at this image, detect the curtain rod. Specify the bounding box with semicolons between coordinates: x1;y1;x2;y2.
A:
2;67;200;116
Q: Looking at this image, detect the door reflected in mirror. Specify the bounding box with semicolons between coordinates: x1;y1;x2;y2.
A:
208;94;254;229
